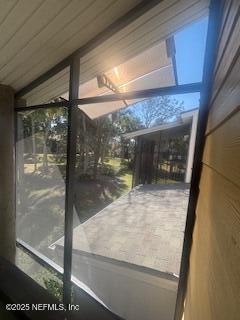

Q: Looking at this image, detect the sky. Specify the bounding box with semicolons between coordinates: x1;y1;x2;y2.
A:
126;16;209;122
171;16;209;110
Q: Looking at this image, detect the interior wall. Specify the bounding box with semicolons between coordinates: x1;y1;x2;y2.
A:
184;1;240;319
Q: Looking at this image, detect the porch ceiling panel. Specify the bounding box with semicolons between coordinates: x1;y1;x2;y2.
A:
0;0;209;97
0;0;141;91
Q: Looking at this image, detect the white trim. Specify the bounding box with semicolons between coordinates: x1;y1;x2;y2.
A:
185;109;198;183
122;109;198;139
122;120;183;139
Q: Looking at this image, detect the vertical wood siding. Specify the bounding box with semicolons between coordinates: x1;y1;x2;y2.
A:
184;1;240;319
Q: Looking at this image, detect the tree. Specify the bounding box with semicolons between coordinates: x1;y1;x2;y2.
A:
91;116;117;179
115;110;143;134
129;96;184;128
22;108;68;173
114;111;143;161
75;96;184;178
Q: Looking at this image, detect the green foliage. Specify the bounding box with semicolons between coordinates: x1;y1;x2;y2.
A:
128;96;184;128
21;107;68;165
16;248;63;301
114;111;143;134
43;277;63;301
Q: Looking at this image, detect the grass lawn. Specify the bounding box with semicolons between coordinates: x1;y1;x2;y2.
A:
104;157;133;191
73;157;133;223
19;156;133;252
18;156;132;299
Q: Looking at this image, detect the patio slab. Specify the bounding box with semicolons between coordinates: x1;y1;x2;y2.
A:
56;183;189;275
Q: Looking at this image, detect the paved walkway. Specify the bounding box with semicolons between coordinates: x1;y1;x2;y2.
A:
56;184;189;275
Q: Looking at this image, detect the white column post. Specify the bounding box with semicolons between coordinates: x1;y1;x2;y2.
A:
185;111;198;183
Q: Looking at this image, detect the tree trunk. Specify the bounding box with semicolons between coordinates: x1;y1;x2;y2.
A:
93;121;101;179
42;128;49;172
83;143;89;174
82;114;89;174
31;117;37;172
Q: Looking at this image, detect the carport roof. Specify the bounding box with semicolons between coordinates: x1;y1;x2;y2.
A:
123;108;199;139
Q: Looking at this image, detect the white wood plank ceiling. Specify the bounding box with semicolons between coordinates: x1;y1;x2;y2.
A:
0;0;209;99
23;40;175;108
0;0;141;91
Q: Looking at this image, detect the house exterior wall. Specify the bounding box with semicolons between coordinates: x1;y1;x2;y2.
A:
184;1;240;319
133;124;191;186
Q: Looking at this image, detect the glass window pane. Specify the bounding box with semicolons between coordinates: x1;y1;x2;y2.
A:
174;17;208;84
16;247;63;301
79;41;175;98
79;40;176;99
78;17;208;100
16;107;68;269
52;95;198;319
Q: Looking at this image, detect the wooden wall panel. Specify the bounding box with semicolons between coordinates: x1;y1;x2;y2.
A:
217;0;234;39
204;110;240;187
213;0;240;81
206;55;240;134
185;165;240;320
184;0;240;319
207;0;240;133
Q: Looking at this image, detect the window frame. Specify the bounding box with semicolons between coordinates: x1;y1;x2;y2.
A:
14;0;223;317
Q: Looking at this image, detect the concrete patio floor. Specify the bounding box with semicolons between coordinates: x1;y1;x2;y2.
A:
55;183;189;276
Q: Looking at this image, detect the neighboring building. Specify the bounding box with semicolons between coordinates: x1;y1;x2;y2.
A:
123;109;198;185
